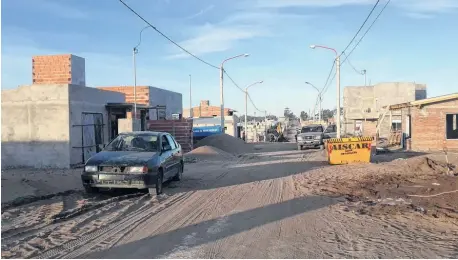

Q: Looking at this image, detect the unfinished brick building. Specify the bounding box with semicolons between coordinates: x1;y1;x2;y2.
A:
183;100;235;118
32;54;86;85
385;93;458;152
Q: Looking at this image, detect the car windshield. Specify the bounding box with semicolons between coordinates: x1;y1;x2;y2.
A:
301;126;323;133
104;134;159;152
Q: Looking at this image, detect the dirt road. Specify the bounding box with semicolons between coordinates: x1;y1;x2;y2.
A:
2;143;457;258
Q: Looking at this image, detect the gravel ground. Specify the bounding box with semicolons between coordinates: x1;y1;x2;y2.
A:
2;143;457;258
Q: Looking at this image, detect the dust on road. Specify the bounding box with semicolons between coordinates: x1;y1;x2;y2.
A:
2;140;458;259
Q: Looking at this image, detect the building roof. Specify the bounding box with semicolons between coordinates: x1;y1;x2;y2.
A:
105;103;166;109
410;93;458;106
385;93;458;110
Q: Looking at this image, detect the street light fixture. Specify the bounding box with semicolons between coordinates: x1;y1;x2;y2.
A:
310;44;341;138
220;54;250;133
244;80;263;143
132;25;153;118
305;82;322;122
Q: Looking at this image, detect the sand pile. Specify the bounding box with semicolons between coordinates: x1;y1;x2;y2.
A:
294;156;458;219
186;145;235;161
195;134;251;154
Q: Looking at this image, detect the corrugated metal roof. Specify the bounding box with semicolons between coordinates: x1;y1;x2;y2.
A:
410;93;458;106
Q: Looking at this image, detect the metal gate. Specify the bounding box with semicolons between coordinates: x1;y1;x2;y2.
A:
73;112;104;164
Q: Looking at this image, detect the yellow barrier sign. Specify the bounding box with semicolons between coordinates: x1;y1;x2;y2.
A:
326;137;373;165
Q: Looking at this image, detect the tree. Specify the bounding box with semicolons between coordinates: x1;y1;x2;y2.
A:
322;109;334;120
284;107;297;120
300;111;309;121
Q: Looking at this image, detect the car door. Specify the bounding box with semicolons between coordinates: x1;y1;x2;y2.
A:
160;135;174;179
165;134;180;174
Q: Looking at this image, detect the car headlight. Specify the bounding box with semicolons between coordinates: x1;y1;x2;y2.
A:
84;165;98;172
297;136;303;140
127;166;148;173
314;135;321;140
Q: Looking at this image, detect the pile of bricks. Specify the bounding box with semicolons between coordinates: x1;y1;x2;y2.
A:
32;54;86;85
147;119;193;153
97;86;150;105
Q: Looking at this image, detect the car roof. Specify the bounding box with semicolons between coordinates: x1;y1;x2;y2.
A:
118;131;164;136
303;124;322;128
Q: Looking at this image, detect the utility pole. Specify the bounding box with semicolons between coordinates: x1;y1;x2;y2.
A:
310;44;341;138
189;74;192;118
133;48;138;118
245;90;248;143
244;81;263;143
336;55;341;138
264;111;267;142
220;54;249;134
132;25;152;120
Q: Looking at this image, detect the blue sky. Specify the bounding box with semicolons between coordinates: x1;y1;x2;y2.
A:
2;0;458;117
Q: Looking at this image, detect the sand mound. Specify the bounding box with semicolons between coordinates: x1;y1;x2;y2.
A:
186;145;235;161
295;156;458;219
188;145;233;157
195;134;251;154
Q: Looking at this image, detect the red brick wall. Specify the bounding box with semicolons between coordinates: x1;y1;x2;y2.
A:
363;120;377;137
97;86;150;105
184;106;232;117
32;54;73;84
411;99;458;152
147;120;193;153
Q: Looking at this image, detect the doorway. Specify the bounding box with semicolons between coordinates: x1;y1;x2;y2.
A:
81;112;104;162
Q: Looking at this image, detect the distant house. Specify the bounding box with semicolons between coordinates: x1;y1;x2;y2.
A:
183;100;235;118
343;82;427;138
385;93;458;152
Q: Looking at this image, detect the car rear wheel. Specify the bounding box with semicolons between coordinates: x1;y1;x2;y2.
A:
149;170;163;195
84;186;98;194
173;162;183;181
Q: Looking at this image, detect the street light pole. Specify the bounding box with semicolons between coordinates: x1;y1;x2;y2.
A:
133;25;152;119
189;74;192;118
310;44;341;138
305;82;322;123
244;80;263;143
264;110;267;142
220;54;249;133
362;69;367;86
133;48;138;118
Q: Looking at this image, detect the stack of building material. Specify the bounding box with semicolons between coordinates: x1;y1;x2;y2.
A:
32;54;86;85
147;119;193;153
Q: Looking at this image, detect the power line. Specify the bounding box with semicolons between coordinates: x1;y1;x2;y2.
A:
340;0;380;55
223;70;263;112
118;0;219;70
320;0;390;97
222;70;245;93
247;92;263;113
342;53;364;75
342;0;391;64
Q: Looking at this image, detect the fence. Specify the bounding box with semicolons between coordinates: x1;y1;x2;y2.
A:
147;119;193;153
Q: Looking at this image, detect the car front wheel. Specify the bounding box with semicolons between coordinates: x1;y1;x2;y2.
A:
173;162;183;181
149;170;163;195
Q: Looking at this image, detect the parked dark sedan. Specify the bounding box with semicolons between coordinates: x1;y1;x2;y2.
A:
81;131;183;195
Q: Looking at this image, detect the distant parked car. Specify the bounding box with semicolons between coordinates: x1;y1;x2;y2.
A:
81;131;183;195
296;124;325;150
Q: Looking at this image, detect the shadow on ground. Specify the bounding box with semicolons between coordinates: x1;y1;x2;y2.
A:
84;195;338;259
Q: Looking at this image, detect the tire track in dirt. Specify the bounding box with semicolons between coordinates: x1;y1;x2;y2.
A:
36;191;193;259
